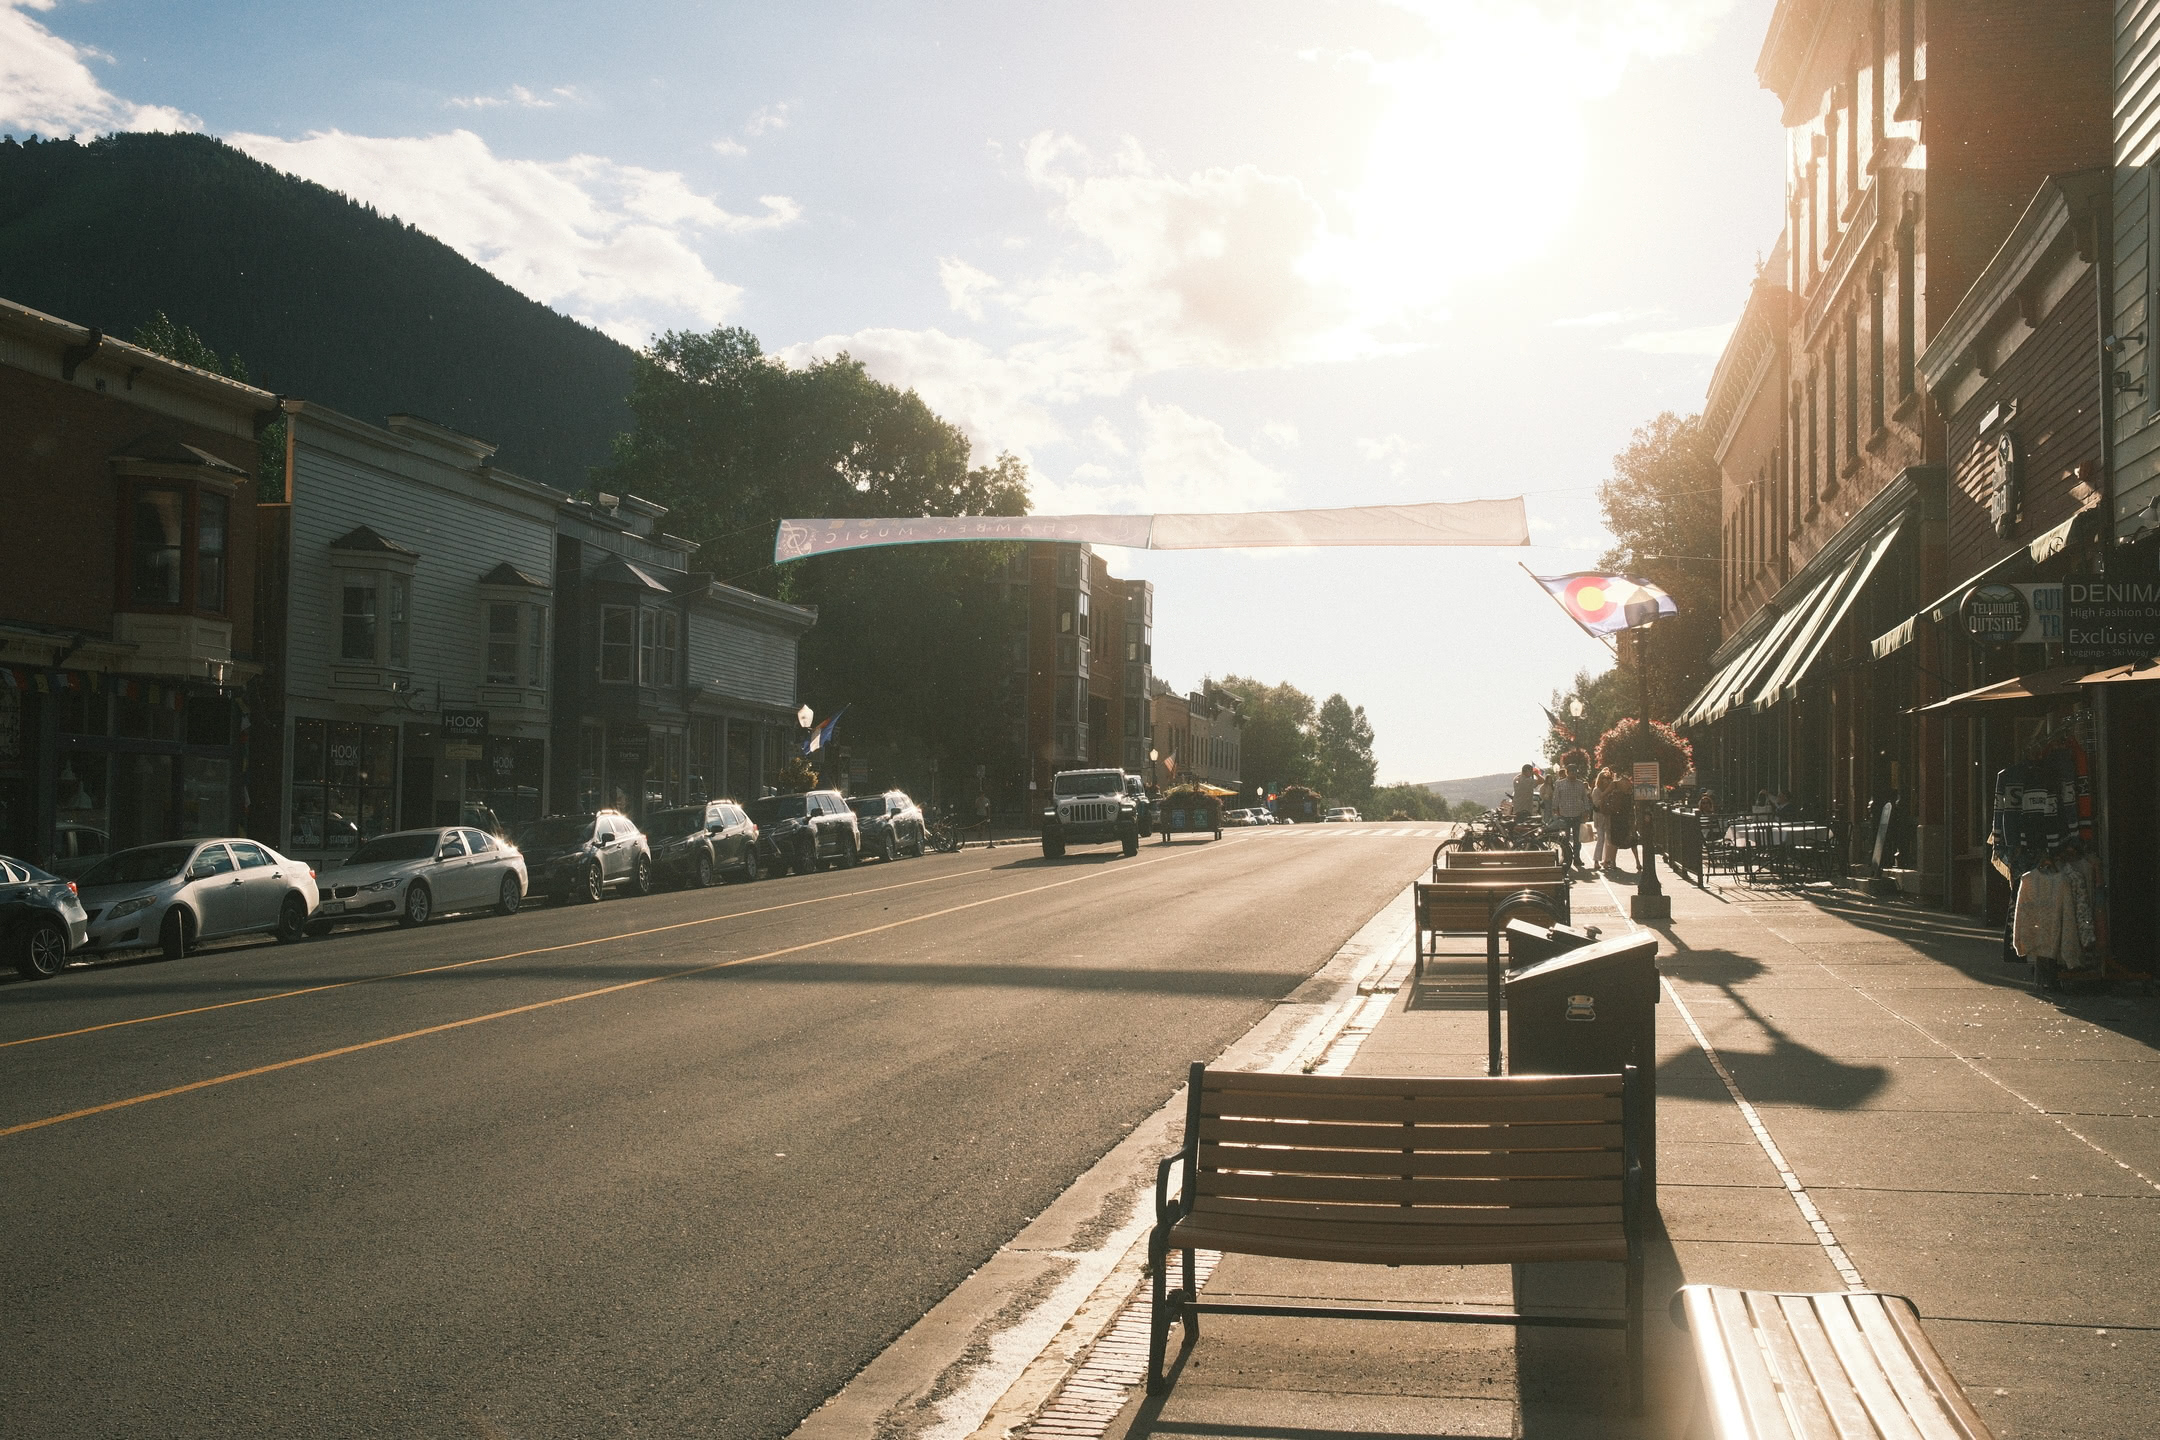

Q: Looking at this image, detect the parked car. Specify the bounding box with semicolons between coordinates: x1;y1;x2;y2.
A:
747;790;860;874
3;854;90;979
1322;807;1361;823
310;827;527;932
1222;808;1262;827
43;822;110;879
848;791;926;861
644;800;763;886
518;811;654;903
76;839;319;960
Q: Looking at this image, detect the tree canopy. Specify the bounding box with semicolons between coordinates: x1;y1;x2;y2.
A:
1312;694;1377;808
1595;411;1721;722
1219;674;1317;794
598;327;1032;799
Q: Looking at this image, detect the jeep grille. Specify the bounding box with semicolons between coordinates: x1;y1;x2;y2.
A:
1063;801;1116;825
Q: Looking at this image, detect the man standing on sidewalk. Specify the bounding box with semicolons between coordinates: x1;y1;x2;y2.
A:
1550;764;1590;871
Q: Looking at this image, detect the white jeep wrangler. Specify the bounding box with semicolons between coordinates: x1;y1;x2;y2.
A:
1041;768;1142;859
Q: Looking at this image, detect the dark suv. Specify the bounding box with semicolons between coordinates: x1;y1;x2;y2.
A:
643;800;763;886
517;810;654;903
848;791;925;862
747;791;860;875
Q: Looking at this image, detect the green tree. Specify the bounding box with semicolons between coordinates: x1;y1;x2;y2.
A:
1311;693;1376;808
1219;674;1316;793
130;309;287;500
599;327;1032;795
1596;412;1721;721
1369;781;1449;821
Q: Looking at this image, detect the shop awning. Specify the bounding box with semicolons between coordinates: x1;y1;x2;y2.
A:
2078;657;2160;685
1910;665;2090;712
1870;505;2100;660
1674;513;1905;727
1750;517;1905;711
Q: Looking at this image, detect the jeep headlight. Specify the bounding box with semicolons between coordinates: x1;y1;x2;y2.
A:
106;895;154;921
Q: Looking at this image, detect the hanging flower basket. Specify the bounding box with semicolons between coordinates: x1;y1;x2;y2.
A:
1593;718;1692;780
1556;747;1592;779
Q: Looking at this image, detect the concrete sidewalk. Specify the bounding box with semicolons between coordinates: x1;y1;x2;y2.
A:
1036;865;2160;1439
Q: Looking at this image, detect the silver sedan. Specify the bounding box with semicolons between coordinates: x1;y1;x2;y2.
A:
78;839;320;959
310;827;528;932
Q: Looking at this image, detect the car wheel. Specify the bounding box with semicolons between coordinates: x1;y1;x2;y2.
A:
1121;829;1140;857
497;873;523;916
695;851;715;888
1041;834;1065;860
159;906;192;961
797;837;818;876
738;847;761;883
578;860;604;903
838;835;858;869
15;916;68;979
629;855;654;896
880;832;897;864
399;882;433;928
274;893;309;943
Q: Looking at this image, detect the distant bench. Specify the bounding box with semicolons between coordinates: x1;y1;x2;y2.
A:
1432;845;1562;880
1414;875;1570;978
1674;1285;1997;1439
1149;1064;1648;1410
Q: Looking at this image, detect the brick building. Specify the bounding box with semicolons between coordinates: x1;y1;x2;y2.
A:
0;297;278;869
1680;0;2112;907
1008;541;1154;804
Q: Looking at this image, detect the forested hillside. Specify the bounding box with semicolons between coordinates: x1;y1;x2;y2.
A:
0;131;634;490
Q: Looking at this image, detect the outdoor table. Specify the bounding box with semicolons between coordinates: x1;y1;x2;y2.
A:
1720;821;1833;848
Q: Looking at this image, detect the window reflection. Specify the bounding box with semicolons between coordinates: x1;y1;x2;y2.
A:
132;488;185;606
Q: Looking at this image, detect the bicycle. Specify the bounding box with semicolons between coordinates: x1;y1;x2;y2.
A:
924;815;963;853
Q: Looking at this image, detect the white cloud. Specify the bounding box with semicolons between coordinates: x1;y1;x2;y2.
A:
448;83;581;111
1617;321;1735;355
1085;415;1128;456
711;137;748;157
938;257;999;321
1261;421;1300;448
228;128;795;345
1355;433;1413;476
0;0;199;136
745;101;792;136
777;326;1071;459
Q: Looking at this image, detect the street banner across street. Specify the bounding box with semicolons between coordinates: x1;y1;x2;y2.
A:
772;498;1529;563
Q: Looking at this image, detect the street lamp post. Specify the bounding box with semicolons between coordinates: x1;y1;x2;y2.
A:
1631;628;1671;921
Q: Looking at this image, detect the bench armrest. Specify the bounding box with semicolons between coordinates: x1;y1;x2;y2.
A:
1155;1151;1191;1225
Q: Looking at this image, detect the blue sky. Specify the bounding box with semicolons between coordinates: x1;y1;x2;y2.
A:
3;0;1785;784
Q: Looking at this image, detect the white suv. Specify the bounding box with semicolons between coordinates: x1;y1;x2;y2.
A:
1322;807;1361;823
1041;769;1142;858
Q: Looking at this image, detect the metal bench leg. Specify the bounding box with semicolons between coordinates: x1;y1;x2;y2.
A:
1182;1247;1199;1342
1147;1227;1173;1393
1625;1251;1645;1416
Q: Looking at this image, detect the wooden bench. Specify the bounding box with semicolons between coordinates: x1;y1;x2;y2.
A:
1436;846;1561;879
1414;876;1569;977
1674;1285;1995;1439
1149;1064;1647;1410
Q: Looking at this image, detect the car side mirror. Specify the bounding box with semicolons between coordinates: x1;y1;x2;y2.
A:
438;847;458;861
596;835;612;847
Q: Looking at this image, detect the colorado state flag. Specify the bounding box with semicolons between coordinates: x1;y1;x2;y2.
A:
1529;572;1677;636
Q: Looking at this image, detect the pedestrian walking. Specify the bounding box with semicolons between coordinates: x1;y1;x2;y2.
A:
1611;771;1638;871
1591;769;1616;872
1550;765;1590;871
1512;763;1540;821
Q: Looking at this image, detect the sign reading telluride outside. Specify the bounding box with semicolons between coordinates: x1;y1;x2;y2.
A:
1960;582;2030;648
2066;579;2160;662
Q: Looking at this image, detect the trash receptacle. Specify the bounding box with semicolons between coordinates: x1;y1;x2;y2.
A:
1502;918;1600;969
1506;930;1661;1200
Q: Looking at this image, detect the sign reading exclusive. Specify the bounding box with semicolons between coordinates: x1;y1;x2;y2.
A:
2066;579;2160;662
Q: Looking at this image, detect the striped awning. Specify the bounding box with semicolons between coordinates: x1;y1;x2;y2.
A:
1870;505;2100;660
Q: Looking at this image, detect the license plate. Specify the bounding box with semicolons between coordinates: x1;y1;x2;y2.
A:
318;901;346;915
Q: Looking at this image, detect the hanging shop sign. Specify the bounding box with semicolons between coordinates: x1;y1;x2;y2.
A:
2065;578;2160;662
1988;431;2022;540
441;708;490;741
1961;582;2030;647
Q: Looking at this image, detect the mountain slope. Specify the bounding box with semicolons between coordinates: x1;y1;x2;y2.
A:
0;132;635;491
1421;772;1516;807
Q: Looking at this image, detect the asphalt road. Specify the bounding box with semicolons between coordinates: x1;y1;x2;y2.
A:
2;822;1444;1440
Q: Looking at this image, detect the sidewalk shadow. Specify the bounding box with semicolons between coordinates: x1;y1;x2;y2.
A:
1514;1206;1692;1438
1654;945;1889;1109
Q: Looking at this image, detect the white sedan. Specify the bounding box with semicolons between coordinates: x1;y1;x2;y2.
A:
78;839;320;959
311;826;527;932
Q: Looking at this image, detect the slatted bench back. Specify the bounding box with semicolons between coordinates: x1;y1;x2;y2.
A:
1444;849;1561;869
1173;1069;1633;1267
1416;877;1567;935
1678;1286;1997;1440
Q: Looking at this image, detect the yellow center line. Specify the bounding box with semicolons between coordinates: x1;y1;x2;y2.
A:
1;858;1006;1051
2;842;1228;1139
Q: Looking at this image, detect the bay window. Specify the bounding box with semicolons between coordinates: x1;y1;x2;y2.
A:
340;577;378;661
638;607;679;687
131;488;185;606
600;605;635;682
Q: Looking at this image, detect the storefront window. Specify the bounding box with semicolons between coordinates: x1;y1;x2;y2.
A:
198;494;228;614
54;752;109;855
186;694;233;748
291;718;396;852
116;688;182;743
579;722;604;811
643;729;685;813
466;737;545;833
112;752;174;849
182;756;231;837
690;717;723;799
726;718;754;801
132;488;185;606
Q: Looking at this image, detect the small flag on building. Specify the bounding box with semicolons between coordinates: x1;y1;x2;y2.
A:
802;706;848;756
1525;570;1677;637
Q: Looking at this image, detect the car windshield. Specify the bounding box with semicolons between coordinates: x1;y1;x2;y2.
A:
1054;773;1122;796
80;843;196;886
847;799;886;819
644;808;705;837
524;817;596;847
746;796;808;823
346;833;442;866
